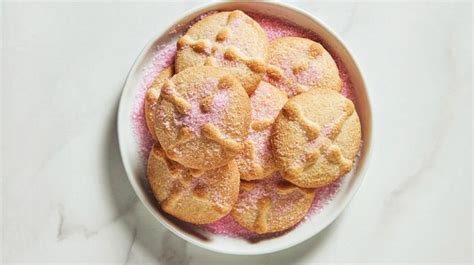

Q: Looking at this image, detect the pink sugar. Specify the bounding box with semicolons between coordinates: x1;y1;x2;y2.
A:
247;82;283;164
253;173;303;206
229;17;243;29
202;178;342;239
131;42;176;160
130;10;217;160
250;82;283;121
294;63;322;85
145;44;177;87
179;80;230;135
249;13;321;41
201;173;342;239
268;62;322;97
131;89;154;158
265;77;301;97
202;214;260;239
305;177;343;220
131;12;356;239
248;128;272;164
244;173;282;206
336;56;356;102
202;174;288;239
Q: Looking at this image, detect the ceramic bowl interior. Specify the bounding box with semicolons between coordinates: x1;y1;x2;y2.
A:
117;2;372;255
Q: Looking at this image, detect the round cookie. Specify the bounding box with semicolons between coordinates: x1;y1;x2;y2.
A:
154;66;251;170
235;81;287;180
176;10;268;95
265;37;342;97
147;144;240;224
231;173;315;234
144;66;174;141
272;89;361;188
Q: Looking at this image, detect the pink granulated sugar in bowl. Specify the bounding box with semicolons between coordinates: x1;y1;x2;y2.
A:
201;173;343;238
131;43;176;160
131;12;357;239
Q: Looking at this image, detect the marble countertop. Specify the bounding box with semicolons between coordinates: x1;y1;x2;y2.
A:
2;2;472;264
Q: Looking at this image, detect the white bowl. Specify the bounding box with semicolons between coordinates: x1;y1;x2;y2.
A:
117;2;372;255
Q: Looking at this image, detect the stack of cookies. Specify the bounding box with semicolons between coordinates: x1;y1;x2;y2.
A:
145;10;361;234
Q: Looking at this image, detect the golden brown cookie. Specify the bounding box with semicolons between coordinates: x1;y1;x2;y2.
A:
265;37;342;97
272;89;361;188
144;66;174;141
154;66;251;170
176;10;268;95
147;144;240;224
235;81;287;180
231;173;315;234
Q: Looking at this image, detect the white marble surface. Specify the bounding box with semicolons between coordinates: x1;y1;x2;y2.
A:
1;1;472;264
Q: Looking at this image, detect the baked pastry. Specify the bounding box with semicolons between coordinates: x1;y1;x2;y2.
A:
272;89;361;188
176;10;268;94
231;173;315;233
235;81;287;180
144;66;174;141
141;10;362;234
265;37;342;97
147;144;240;224
154;66;251;170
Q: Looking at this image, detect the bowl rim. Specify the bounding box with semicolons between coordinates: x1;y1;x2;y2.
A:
117;1;373;255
